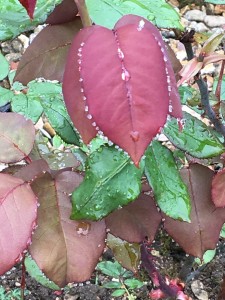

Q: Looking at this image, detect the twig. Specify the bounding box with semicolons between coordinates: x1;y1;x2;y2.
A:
215;60;225;101
74;0;92;27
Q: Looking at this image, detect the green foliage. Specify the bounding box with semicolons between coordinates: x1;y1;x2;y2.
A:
204;0;225;3
0;285;29;300
86;0;183;30
0;51;9;80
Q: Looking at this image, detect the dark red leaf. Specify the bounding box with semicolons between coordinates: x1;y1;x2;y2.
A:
0;174;37;275
164;164;225;258
63;15;182;165
46;0;78;25
19;0;37;19
14;159;50;182
105;192;161;243
29;171;106;287
14;19;82;85
0;112;35;163
212;168;225;207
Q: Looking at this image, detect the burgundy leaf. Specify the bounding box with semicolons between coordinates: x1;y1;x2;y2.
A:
63;15;182;165
46;0;78;25
14;159;50;182
164;164;225;258
14;19;82;85
0;112;35;163
29;171;106;287
212;168;225;207
19;0;37;19
105;192;161;243
0;174;37;275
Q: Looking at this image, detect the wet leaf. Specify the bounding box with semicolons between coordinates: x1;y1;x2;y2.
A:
145;140;191;222
0;0;62;41
63;15;182;165
71;146;143;221
212;168;225;207
107;234;140;273
29;171;106;287
164;164;225;258
25;255;60;290
164;112;225;158
105;192;161;243
86;0;183;29
14;159;50;182
15;19;82;84
0;173;37;275
46;0;78;25
0;112;35;163
0;52;9;80
19;0;37;19
195;249;216;265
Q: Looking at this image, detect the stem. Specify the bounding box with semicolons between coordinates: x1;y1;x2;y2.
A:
74;0;92;27
182;42;225;141
215;60;225;101
20;255;26;300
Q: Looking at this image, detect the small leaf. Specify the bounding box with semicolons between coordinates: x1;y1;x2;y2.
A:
0;174;37;275
107;234;141;273
19;0;37;19
71;146;143;221
164;112;225;158
164;164;225;258
145;140;191;222
124;278;144;289
0;52;9;80
25;255;60;290
103;282;123;289
96;261;124;278
201;32;224;55
111;289;126;297
86;0;183;30
0;112;35;163
29;171;106;287
15;18;82;84
195;249;216;265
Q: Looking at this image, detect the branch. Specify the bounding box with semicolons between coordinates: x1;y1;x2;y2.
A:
74;0;92;27
182;41;225;140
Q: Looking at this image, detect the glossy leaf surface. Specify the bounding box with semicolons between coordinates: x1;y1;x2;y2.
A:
212;168;225;207
0;174;37;275
63;15;182;165
19;0;37;19
107;233;140;273
15;19;82;84
0;52;9;80
0;0;62;41
71;146;143;221
0;113;35;163
164;112;225;158
105;192;161;243
29;171;106;287
164;164;225;258
145;141;191;222
86;0;183;29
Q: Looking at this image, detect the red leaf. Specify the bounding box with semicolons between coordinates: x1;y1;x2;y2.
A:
15;19;82;85
46;0;78;25
0;174;37;275
212;168;225;207
105;192;161;243
164;164;225;258
29;171;106;287
0;113;35;163
14;159;50;182
63;15;182;165
19;0;37;19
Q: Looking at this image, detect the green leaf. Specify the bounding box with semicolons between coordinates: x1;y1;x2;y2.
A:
0;0;62;41
0;87;13;107
96;261;125;278
25;255;60;290
179;86;201;107
0;52;9;80
204;0;225;3
220;223;225;238
195;249;216;265
145;140;191;221
86;0;183;30
71;146;143;220
124;278;144;289
111;289;126;297
103;281;123;289
164;112;225;158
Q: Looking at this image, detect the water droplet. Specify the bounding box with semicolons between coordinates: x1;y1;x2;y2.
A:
108;140;113;146
130;131;140;142
167;76;170;84
83;96;87;101
85;106;88;112
168;86;172;92
78;59;82;64
137;19;145;31
121;69;131;81
87;114;92;119
79;78;83;82
81;42;85;46
169;104;173;113
76;222;91;236
92;122;96;127
80;88;84;93
117;48;124;59
77;53;82;57
163;56;168;62
78;48;82;52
